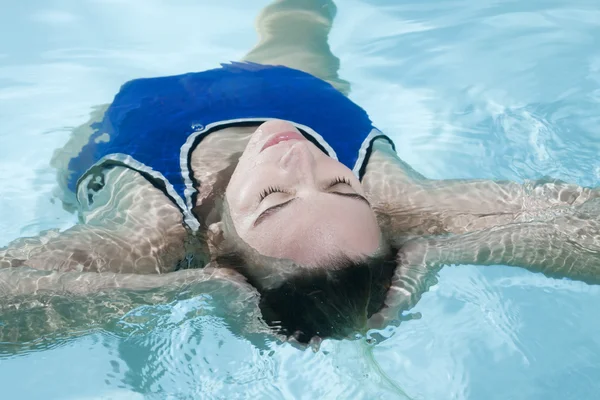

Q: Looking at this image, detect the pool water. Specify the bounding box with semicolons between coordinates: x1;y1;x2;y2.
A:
1;0;600;399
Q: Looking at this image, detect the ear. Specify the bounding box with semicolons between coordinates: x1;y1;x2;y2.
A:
207;221;225;256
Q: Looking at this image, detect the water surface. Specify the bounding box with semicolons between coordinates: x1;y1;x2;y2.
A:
1;0;600;399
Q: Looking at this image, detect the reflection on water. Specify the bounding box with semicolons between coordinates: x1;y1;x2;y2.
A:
1;0;600;399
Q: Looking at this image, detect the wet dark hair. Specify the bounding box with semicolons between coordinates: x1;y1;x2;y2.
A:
216;248;397;343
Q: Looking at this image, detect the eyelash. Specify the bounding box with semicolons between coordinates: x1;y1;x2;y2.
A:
259;185;286;201
258;176;351;201
330;176;352;186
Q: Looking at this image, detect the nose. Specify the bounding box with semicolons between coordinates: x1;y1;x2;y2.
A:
257;119;297;134
279;140;316;180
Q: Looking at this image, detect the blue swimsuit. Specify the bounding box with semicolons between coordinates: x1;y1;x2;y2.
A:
69;62;395;230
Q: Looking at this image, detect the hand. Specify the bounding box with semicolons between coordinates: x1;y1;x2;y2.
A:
367;239;438;330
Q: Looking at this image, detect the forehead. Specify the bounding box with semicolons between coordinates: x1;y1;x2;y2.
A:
244;195;379;262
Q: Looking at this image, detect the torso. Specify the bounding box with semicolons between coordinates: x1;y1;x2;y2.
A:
70;63;396;231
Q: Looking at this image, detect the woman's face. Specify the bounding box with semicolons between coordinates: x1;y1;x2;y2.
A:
225;119;381;265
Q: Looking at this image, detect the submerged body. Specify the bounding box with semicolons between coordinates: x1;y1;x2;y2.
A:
2;0;600;341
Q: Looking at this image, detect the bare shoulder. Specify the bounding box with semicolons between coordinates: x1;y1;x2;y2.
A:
1;166;189;274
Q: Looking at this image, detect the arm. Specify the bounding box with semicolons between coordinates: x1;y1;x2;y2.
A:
242;0;350;95
0;265;256;348
368;199;600;328
0;264;248;296
363;138;600;237
1;167;189;274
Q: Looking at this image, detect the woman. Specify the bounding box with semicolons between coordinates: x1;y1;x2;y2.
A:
2;0;600;344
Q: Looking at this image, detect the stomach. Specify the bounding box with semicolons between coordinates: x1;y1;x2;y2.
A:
1;0;599;399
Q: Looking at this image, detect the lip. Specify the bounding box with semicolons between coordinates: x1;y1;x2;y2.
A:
260;131;306;152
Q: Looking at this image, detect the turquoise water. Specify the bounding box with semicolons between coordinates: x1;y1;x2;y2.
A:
1;0;600;399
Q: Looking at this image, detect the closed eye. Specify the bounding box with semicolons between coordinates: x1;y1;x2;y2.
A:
259;185;287;201
253;175;368;226
326;176;353;189
324;175;370;205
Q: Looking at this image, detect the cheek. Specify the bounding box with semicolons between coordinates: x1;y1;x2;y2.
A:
226;166;258;218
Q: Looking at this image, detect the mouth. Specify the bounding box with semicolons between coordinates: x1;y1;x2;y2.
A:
260;131;306;152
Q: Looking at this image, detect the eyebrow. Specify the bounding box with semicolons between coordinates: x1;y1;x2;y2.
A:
253;192;370;227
